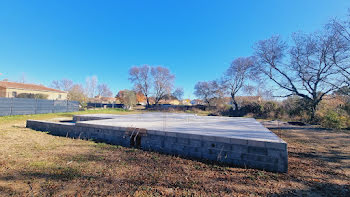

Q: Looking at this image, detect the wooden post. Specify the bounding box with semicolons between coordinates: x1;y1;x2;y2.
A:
10;98;13;116
34;99;37;114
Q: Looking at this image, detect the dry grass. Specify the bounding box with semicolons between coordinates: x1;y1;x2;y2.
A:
0;111;349;196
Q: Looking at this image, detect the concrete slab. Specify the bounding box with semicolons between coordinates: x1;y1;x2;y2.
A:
75;113;284;143
27;112;288;172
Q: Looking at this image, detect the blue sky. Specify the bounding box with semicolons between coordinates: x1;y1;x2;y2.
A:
0;0;349;99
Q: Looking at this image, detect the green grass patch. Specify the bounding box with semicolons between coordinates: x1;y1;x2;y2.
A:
0;108;133;124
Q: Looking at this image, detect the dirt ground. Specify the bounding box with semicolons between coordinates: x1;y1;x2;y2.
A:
0;112;349;196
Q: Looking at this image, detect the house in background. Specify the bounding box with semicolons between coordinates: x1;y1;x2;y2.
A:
191;99;204;105
0;81;67;100
225;96;262;105
91;95;116;103
181;99;192;105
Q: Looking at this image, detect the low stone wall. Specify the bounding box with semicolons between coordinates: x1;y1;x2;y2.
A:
73;115;114;122
26;120;288;173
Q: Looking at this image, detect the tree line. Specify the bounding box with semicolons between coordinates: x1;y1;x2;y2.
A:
51;76;113;106
194;13;350;122
50;66;185;109
49;11;350;126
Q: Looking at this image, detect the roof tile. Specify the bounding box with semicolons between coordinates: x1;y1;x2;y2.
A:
0;81;66;93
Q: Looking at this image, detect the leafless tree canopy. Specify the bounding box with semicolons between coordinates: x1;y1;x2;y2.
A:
129;65;152;106
172;87;184;100
18;73;27;83
85;76;98;98
129;65;175;106
254;27;350;119
97;83;113;97
222;56;257;110
51;79;74;91
194;80;221;106
151;66;175;105
328;14;350;85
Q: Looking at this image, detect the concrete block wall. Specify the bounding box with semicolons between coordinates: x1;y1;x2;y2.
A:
141;131;287;172
73;116;114;122
26;120;288;173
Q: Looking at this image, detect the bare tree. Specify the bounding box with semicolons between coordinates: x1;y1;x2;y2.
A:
51;80;60;90
51;79;73;91
97;83;113;97
194;80;221;106
129;65;152;107
61;79;73;91
222;57;257;111
68;84;88;105
151;66;175;105
254;29;349;120
19;73;26;83
85;75;98;98
328;9;350;42
327;14;350;85
172;87;184;100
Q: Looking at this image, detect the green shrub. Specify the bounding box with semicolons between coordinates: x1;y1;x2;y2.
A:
320;110;347;130
342;102;350;116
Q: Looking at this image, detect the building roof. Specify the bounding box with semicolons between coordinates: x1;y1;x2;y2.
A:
0;81;66;93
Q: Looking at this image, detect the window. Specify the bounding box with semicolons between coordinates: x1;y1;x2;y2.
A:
58;95;62;99
12;91;17;98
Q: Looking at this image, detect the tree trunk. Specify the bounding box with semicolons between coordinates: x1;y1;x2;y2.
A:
146;97;150;108
231;93;239;111
307;98;320;123
309;105;316;123
206;100;211;107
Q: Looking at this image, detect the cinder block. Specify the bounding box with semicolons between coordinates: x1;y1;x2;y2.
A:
187;147;202;159
247;140;266;148
165;132;177;137
202;148;223;161
230;138;248;145
186;134;202;140
75;126;83;132
215;136;230;143
88;128;95;133
265;141;287;150
173;144;186;154
163;141;175;151
177;137;189;145
202;135;215;142
268;149;283;158
148;135;165;142
215;142;232;151
90;132;98;139
267;149;288;159
231;144;248;153
141;138;151;149
248;146;268;155
163;136;176;144
226;151;242;159
189;139;202;147
176;133;191;139
153;130;166;136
